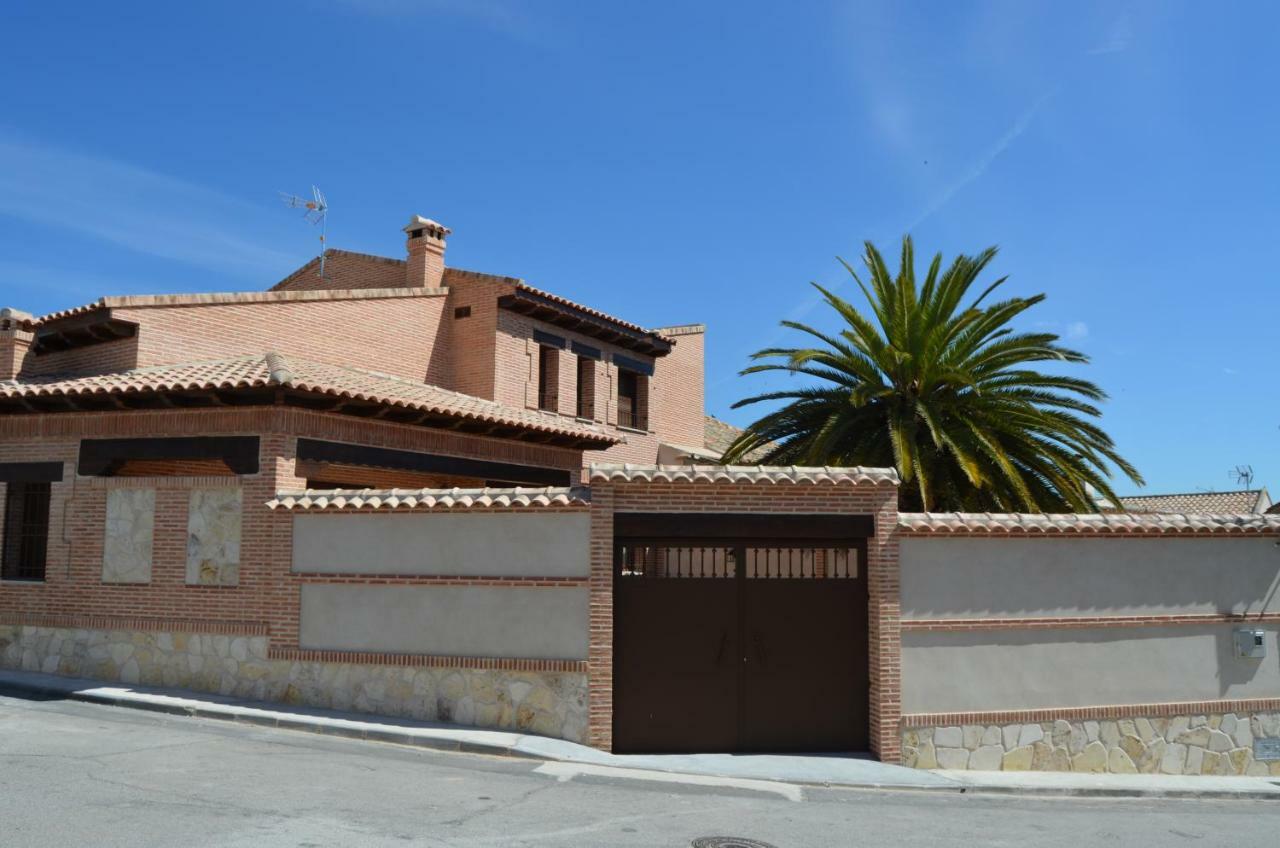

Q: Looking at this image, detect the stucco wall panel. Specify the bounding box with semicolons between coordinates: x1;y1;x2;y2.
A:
291;512;590;577
901;537;1280;620
299;584;589;660
902;624;1280;714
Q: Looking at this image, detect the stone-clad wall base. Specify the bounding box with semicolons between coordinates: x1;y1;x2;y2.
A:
903;714;1280;776
0;624;587;743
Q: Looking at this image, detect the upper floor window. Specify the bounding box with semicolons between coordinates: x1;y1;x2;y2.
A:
2;481;51;581
617;368;648;431
576;356;596;419
537;345;560;412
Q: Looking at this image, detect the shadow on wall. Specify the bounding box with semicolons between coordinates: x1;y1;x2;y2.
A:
1216;627;1271;697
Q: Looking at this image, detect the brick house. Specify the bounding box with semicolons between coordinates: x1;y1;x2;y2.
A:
0;214;707;747
1;215;707;483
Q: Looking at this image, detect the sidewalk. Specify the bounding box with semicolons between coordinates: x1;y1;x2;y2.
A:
3;668;1278;799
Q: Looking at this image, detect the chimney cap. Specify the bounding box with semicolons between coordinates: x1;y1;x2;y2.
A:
404;215;452;238
0;307;34;321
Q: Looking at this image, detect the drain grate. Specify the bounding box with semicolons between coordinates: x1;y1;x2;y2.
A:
691;839;778;848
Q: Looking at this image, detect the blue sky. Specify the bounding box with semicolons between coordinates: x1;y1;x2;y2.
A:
1;1;1276;498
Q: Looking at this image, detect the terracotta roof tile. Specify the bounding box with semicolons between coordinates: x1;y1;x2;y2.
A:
589;463;900;486
898;512;1280;535
0;353;618;445
267;486;591;511
703;415;778;462
1118;490;1268;514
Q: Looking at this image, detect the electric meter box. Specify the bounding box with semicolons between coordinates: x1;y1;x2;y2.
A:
1234;628;1267;659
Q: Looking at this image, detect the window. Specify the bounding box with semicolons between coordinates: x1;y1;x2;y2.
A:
537;345;559;412
576;356;596;419
617;368;648;430
1;481;51;581
454;306;471;319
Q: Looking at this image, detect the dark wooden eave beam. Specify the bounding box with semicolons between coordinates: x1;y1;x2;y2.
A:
31;312;139;355
497;292;673;357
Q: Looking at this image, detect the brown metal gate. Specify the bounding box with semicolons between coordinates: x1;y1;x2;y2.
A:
612;514;871;754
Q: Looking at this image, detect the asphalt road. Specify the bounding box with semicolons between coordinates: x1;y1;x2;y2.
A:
2;693;1278;848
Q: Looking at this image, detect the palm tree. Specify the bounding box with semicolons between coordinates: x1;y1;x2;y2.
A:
721;237;1142;512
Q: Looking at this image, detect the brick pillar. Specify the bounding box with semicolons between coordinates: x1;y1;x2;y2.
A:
586;483;615;750
261;414;307;650
867;490;903;762
403;216;450;289
0;308;34;380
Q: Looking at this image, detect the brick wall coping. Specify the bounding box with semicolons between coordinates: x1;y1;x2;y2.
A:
589;463;901;487
30;287;447;326
898;512;1280;535
268;486;592;510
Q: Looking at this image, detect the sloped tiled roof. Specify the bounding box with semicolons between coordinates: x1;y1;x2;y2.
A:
898;512;1280;535
514;282;669;341
703;416;743;459
590;463;900;486
268;486;591;511
0;353;617;445
1118;490;1269;514
703;416;775;463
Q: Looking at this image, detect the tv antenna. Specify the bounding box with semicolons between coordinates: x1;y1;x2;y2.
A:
280;186;329;277
1229;465;1254;488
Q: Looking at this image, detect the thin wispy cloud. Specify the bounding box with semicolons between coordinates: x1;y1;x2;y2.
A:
902;87;1057;235
1089;11;1133;55
0;135;296;278
733;86;1056;364
1065;321;1089;341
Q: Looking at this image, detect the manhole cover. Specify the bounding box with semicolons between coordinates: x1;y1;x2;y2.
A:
691;839;778;848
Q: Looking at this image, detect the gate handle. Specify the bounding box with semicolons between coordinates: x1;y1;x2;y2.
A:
752;631;767;666
713;631;727;666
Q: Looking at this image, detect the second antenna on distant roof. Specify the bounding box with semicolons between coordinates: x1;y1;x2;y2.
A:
280;186;329;278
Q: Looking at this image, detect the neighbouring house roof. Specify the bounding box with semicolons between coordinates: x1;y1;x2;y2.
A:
898;512;1280;535
267;486;592;510
1269;501;1280;515
703;415;773;462
589;463;901;486
0;352;618;448
1118;489;1271;514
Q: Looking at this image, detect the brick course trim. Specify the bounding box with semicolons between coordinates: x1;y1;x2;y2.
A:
901;612;1280;631
291;573;588;588
266;646;587;673
901;698;1280;728
0;612;269;636
82;475;244;490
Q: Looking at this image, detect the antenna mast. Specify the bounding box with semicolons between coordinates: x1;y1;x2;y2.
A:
280;186;329;277
1229;465;1255;488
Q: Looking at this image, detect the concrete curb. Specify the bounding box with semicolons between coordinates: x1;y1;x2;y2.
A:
4;675;1279;800
0;677;540;761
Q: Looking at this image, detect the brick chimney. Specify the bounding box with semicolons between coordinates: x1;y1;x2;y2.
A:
404;216;451;288
0;307;34;380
